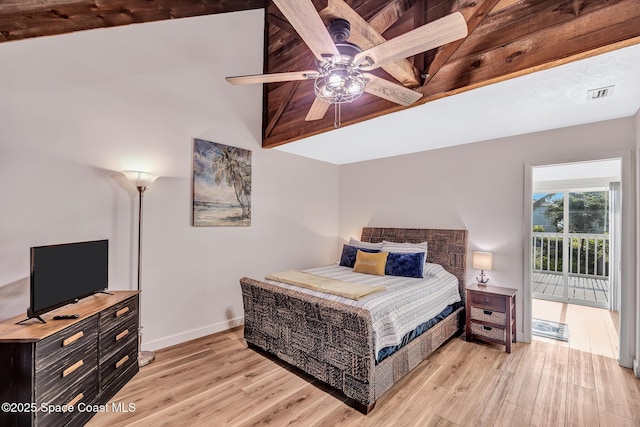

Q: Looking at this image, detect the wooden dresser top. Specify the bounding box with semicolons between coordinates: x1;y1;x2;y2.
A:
0;290;138;343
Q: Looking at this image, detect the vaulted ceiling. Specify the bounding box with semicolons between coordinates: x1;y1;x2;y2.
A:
2;0;640;151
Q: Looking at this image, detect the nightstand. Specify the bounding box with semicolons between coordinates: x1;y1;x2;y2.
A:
466;283;517;353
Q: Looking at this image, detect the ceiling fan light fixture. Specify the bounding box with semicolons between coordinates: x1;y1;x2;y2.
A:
328;69;347;87
314;68;365;104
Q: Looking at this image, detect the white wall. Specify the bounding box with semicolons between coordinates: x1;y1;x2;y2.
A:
338;117;636;342
0;143;339;350
0;153;132;317
140;144;338;349
0;10;340;350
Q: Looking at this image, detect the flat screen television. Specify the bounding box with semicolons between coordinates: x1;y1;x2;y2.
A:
26;239;108;322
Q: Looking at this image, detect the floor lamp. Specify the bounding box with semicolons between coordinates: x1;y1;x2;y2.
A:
122;170;159;367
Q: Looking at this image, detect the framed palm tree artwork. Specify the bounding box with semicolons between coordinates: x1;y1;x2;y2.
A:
193;138;251;227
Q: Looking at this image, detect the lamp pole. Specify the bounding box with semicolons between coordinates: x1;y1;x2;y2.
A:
136;184;155;367
122;171;158;367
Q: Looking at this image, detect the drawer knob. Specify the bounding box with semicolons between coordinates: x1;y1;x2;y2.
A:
116;307;130;317
62;360;84;378
484;298;490;304
66;392;84;407
483;310;493;315
116;329;130;342
62;331;84;347
483;326;492;331
116;355;130;369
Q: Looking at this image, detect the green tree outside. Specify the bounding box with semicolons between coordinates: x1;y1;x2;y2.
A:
532;191;609;276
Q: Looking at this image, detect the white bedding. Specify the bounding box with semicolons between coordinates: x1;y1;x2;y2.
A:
265;263;461;358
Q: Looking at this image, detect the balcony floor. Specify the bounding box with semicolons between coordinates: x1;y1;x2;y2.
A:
532;271;609;305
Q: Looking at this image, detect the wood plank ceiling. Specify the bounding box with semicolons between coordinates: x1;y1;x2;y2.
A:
2;0;640;150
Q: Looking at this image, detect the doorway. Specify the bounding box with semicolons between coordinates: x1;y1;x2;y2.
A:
530;160;621;312
525;158;625;361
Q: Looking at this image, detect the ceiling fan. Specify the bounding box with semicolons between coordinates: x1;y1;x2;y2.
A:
226;0;468;127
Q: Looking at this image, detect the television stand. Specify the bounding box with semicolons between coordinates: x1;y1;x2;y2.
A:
15;314;46;325
0;291;140;426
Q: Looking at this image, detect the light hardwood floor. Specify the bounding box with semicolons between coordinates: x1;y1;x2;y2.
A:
88;318;640;427
532;298;619;359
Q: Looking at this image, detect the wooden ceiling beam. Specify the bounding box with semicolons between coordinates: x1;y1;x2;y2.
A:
422;0;640;97
262;0;640;148
422;0;501;85
0;0;265;43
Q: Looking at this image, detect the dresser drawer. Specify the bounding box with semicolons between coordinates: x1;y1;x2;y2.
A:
470;322;506;342
35;342;97;405
469;292;506;311
470;307;506;325
35;316;98;370
100;296;138;333
35;367;98;427
100;315;138;361
100;338;137;390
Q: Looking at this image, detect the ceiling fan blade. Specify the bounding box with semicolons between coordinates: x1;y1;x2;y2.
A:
305;97;331;121
364;73;422;106
320;0;420;86
355;12;468;71
226;70;319;85
272;0;340;63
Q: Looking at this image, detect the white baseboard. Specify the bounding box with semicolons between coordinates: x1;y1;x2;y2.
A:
142;316;244;352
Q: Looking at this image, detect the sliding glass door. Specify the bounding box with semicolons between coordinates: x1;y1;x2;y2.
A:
532;189;610;308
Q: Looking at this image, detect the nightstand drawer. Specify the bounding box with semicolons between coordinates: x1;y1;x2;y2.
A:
470;307;506;325
471;323;506;342
466;284;517;353
469;292;506;311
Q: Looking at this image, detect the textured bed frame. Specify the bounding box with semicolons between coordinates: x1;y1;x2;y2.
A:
240;228;468;413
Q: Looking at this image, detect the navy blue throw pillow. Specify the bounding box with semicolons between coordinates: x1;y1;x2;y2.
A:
339;244;380;268
385;252;426;278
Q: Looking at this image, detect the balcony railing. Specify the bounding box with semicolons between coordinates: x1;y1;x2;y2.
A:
532;232;609;278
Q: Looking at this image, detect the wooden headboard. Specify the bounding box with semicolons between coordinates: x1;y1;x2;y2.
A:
361;227;468;301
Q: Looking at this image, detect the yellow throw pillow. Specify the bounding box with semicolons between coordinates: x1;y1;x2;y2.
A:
353;250;388;276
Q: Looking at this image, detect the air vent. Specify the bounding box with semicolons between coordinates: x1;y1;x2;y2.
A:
587;85;614;100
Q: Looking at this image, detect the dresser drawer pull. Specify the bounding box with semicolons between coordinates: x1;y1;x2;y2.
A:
484;298;490;304
115;329;130;342
483;326;492;331
62;360;84;378
116;355;129;369
66;392;84;407
116;307;130;317
62;331;84;347
483;310;493;315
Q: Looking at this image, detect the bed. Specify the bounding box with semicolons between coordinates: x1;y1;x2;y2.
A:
240;227;468;413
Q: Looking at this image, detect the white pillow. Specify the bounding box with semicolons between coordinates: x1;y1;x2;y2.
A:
348;237;383;250
381;240;428;256
423;262;446;278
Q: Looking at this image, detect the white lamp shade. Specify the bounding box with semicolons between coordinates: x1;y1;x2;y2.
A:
122;170;159;189
472;251;493;271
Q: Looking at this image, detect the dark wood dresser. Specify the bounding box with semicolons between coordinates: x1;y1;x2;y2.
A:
465;284;517;353
0;291;139;426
